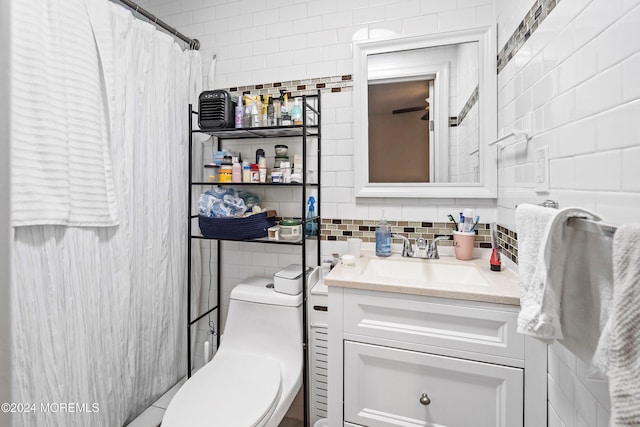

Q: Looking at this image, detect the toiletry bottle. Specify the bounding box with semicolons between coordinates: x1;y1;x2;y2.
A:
252;96;260;127
281;93;291;125
235;93;243;128
262;94;269;126
291;97;302;125
305;196;317;236
273;97;281;126
242;161;250;183
232;158;241;183
250;163;259;183
243;96;252;128
255;148;265;164
282;161;291;183
267;97;274;126
375;214;391;257
258;157;267;183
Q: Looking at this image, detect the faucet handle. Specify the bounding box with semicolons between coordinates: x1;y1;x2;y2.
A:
392;234;414;257
427;236;450;259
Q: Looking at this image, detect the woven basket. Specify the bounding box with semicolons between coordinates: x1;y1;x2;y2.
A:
198;211;276;240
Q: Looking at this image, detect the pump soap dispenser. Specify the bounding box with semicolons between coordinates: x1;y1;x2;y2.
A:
375;212;391;257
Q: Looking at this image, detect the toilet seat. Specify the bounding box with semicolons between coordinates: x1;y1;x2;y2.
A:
162;351;282;427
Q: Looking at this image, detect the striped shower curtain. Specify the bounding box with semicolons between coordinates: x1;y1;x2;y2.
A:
10;0;202;425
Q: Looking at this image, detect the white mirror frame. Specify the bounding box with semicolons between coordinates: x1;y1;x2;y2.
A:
353;26;498;199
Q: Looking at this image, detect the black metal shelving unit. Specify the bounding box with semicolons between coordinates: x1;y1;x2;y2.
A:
187;91;321;427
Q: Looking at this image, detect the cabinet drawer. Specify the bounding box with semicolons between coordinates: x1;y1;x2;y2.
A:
343;290;524;360
344;341;523;427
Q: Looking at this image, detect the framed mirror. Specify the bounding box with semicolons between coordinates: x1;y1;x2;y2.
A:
353;26;497;198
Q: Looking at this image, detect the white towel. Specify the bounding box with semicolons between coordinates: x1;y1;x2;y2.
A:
526;207;613;372
10;0;119;227
515;204;558;338
606;224;640;426
516;205;613;358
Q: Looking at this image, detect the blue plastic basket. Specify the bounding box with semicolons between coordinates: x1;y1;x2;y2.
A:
198;211;276;240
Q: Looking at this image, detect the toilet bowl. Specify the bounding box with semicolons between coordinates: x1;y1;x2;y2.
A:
162;277;303;427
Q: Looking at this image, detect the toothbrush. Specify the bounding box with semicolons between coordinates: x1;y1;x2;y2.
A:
470;215;480;232
447;214;458;231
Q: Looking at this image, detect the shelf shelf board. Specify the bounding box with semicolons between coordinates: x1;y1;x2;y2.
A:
191;181;319;187
193;125;319;139
190;235;319;244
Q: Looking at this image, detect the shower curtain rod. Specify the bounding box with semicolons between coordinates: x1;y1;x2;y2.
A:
117;0;200;50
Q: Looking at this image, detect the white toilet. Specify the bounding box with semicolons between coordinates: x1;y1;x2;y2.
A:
162;276;303;427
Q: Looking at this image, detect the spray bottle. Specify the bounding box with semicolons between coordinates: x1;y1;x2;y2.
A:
306;196;317;236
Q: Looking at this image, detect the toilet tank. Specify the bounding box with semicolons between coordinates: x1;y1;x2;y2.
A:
231;277;303;307
221;277;303;367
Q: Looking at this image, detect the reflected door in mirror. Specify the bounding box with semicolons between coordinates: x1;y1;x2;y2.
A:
368;80;432;183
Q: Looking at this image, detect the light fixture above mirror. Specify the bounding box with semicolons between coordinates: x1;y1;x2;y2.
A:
353;26;498;198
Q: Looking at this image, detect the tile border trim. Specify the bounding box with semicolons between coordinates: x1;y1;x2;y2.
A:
457;85;479;126
496;0;560;74
227;75;353;99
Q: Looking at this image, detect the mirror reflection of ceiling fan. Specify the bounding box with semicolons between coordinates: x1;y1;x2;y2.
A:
392;99;430;120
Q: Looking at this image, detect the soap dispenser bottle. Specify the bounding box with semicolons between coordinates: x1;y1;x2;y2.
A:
375;212;391;257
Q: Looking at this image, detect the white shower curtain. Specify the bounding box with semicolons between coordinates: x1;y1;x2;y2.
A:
11;1;202;426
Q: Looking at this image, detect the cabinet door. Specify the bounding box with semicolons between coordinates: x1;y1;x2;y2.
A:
344;341;523;427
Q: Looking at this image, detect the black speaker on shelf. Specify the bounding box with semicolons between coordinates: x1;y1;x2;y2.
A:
198;90;236;130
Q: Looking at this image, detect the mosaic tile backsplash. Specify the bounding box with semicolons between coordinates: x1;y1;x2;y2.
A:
497;224;519;264
319;219;519;264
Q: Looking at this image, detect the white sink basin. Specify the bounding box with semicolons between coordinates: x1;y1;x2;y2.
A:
362;258;490;287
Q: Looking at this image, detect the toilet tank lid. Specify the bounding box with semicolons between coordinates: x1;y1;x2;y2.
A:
274;264;311;280
231;277;303;307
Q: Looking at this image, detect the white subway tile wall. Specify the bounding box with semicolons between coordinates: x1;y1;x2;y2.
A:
497;0;640;424
496;0;640;230
134;0;498;238
132;0;640;424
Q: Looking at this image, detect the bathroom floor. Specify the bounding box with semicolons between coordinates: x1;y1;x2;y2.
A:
278;418;305;427
125;378;304;427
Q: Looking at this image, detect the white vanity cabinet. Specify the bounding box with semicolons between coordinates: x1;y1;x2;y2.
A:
328;287;546;427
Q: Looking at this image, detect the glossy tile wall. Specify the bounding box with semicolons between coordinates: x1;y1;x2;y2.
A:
496;0;640;230
496;0;640;425
138;0;498;219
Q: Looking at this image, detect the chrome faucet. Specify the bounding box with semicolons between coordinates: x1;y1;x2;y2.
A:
392;234;450;259
426;236;450;259
393;234;414;257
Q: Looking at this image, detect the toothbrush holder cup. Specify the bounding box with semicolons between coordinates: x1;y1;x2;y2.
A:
453;231;475;261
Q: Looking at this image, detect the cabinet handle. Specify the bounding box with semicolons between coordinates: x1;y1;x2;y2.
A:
419;393;431;406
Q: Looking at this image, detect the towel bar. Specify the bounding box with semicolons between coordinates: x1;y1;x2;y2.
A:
515;199;558;209
488;129;531;149
567;217;617;238
515;200;617;237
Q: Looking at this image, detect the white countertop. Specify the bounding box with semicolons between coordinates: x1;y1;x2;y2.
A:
324;251;521;306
